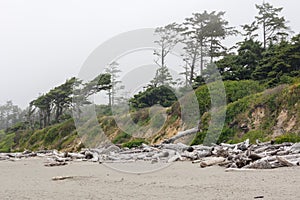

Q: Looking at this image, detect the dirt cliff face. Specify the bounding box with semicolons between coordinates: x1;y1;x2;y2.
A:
229;83;300;142
251;106;266;130
273;110;297;137
180;82;300;145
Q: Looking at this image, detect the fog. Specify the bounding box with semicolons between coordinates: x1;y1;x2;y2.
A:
0;0;299;108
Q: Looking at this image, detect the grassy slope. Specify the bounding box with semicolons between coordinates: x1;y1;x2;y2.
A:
0;119;81;152
0;80;299;152
191;81;300;145
150;80;265;143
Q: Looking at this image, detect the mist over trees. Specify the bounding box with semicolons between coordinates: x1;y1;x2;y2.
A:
215;2;299;86
27;74;111;129
0;101;25;130
0;2;299;138
255;2;291;49
129;2;299;109
105;62;123;106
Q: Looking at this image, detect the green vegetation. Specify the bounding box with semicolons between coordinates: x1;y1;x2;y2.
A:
191;82;299;145
275;133;300;144
122;138;148;149
190;132;207;146
0;2;299;151
0;133;15;152
129;86;177;109
231;130;270;144
112;132;131;144
0;119;79;152
0;101;24;130
0;130;5;140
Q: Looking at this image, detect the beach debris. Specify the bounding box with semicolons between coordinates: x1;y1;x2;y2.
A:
52;176;73;181
45;162;68;167
254;196;264;199
0;140;300;170
200;157;225;168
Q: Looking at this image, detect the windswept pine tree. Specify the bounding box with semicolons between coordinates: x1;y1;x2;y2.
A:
151;23;181;87
255;2;291;48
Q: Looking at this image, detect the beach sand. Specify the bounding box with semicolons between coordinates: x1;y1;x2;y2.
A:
0;158;299;200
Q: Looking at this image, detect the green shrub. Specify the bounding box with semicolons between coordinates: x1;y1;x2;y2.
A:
44;126;59;145
0;133;15;152
193;80;263;119
27;129;46;146
190;132;206;145
5;122;27;134
217;126;236;143
227;97;251;121
0;130;5;141
129;85;177;109
275;133;300;144
224;80;264;103
240;130;269;144
57;119;76;138
122;138;148;148
112;132;131;144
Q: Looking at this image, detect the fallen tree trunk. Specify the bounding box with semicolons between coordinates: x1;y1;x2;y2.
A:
200;157;225;168
276;156;296;167
163;127;198;144
243;159;272;169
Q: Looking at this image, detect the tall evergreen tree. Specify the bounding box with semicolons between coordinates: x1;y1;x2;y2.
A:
181;11;210;79
105;62;123;106
152;23;180;87
181;11;235;82
255;2;290;49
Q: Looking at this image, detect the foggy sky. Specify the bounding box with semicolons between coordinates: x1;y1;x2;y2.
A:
1;0;299;108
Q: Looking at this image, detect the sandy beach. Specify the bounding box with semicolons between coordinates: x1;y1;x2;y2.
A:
0;158;299;200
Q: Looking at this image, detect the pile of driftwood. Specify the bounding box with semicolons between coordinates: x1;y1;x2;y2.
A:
192;140;300;170
1;139;300;170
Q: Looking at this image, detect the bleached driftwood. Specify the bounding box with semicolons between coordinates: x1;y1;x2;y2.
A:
164;127;198;144
276;156;296;167
200;157;225;168
225;168;256;172
1;138;300;171
243;159;272;169
167;153;181;163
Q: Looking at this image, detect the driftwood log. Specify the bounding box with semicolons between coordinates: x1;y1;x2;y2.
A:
1;139;300;171
163;127;198;144
200;157;225;168
45;162;68;167
52;176;73;181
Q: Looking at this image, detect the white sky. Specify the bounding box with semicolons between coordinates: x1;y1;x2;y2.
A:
0;0;299;108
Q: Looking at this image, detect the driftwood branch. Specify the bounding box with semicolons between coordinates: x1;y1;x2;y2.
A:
1;139;300;171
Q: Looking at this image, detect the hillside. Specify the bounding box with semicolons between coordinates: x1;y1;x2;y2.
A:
192;81;300;145
0;2;299;153
0;80;299;152
0;119;80;152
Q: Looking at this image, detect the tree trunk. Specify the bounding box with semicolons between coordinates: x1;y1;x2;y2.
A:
263;20;266;49
200;41;204;75
189;52;197;85
108;90;112;107
210;36;213;63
